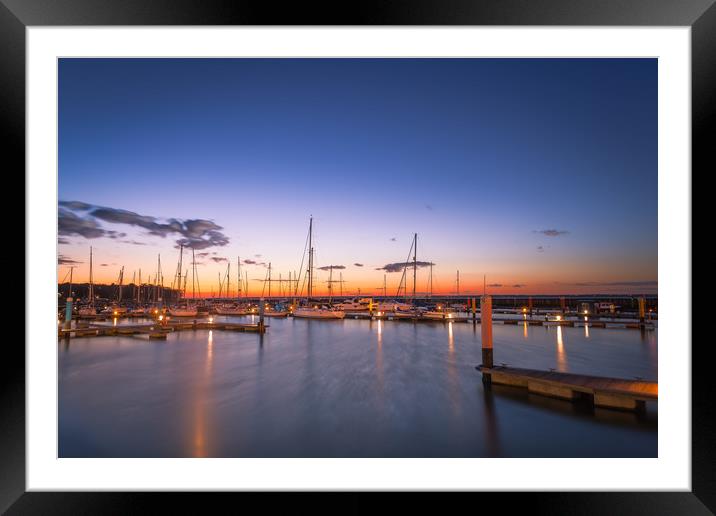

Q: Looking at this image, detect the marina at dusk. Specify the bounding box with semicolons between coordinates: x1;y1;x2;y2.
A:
57;57;658;458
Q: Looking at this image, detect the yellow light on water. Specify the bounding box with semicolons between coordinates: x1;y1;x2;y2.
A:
209;317;213;323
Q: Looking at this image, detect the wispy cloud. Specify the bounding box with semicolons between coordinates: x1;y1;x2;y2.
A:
389;237;397;242
243;259;267;267
534;229;569;237
58;201;230;250
354;263;364;267
58;255;82;265
210;257;228;263
376;261;434;273
317;265;346;271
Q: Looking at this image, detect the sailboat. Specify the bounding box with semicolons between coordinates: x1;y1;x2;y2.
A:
382;233;420;316
292;217;345;320
168;246;198;317
78;246;97;316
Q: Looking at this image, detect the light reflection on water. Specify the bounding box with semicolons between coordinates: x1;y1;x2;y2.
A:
59;317;657;458
556;325;567;372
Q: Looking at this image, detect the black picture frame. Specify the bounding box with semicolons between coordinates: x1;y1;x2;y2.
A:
3;0;708;513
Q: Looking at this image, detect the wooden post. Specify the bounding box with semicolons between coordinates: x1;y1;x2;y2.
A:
258;297;265;333
481;295;493;384
64;297;73;330
638;297;646;326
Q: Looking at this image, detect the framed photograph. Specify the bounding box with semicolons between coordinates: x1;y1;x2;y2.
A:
6;0;709;512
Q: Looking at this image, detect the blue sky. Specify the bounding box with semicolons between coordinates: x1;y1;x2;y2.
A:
58;58;657;295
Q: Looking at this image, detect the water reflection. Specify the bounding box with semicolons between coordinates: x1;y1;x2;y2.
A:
482;385;502;457
523;321;529;339
191;329;214;457
59;318;657;458
446;321;460;416
556;325;567;372
447;321;454;353
375;319;384;391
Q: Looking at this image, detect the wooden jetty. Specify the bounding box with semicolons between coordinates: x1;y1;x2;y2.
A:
477;365;657;412
59;320;266;339
477;294;657;412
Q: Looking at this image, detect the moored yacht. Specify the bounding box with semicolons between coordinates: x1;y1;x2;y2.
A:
215;304;250;315
168;305;199;317
293;306;345;319
334;298;371;311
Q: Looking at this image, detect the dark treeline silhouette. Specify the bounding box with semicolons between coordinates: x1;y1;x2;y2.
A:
58;282;181;304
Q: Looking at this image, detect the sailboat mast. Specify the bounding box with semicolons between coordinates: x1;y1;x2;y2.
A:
192;248;196;300
307;216;313;301
156;254;162;304
89;246;94;307
429;262;433;298
176;245;183;302
328;266;333;304
237;256;241;298
118;266;124;303
413;233;417;302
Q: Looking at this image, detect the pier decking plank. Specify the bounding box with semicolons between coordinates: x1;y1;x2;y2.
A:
479;365;657;402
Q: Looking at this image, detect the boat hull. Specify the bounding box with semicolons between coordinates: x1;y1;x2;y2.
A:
293;309;345;319
215;309;250;315
169;309;199;317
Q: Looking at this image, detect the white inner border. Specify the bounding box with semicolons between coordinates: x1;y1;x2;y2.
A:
27;27;691;491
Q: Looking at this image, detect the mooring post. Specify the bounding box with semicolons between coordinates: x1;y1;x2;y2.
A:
64;297;73;330
258;297;265;333
471;297;477;323
481;294;493;385
638;297;646;327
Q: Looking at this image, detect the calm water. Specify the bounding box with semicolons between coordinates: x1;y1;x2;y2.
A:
59;316;657;457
